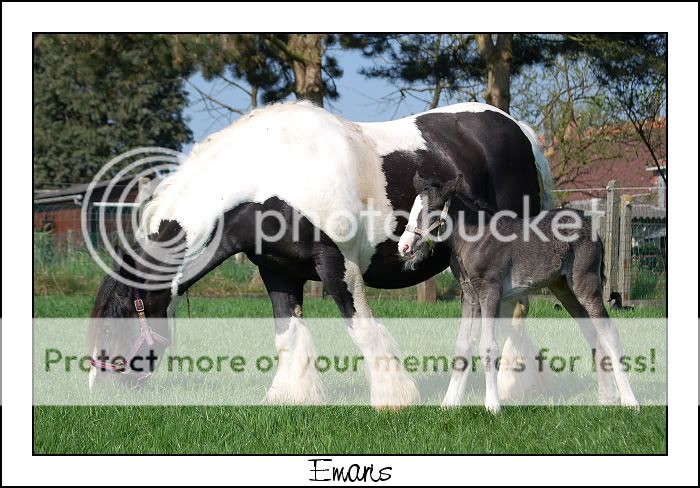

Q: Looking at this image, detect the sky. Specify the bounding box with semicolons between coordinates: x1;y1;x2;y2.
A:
182;49;432;150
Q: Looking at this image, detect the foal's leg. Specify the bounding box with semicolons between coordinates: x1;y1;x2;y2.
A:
259;266;323;405
441;281;481;407
549;278;619;404
572;273;638;408
316;251;420;409
478;286;503;414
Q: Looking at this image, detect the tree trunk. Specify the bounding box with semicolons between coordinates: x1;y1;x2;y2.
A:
286;34;325;107
417;36;445;303
250;85;258;109
429;35;444;110
476;34;513;113
429;80;442;109
279;34;326;297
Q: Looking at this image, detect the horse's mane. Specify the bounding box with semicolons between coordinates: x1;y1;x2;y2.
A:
86;253;139;353
418;175;496;218
87;274;122;353
140;100;326;238
454;192;496;217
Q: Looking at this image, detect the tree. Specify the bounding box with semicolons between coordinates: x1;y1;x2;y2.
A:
566;34;667;182
511;55;636;192
349;34;569;114
264;34;342;107
344;34;482;111
175;34;342;114
33;34;192;186
173;34;277;112
476;34;513;112
474;34;585;113
509;34;668;202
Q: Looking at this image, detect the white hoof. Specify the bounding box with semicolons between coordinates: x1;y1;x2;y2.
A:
265;317;324;405
497;366;520;402
597;381;621;405
621;395;640;411
264;374;324;405
498;337;552;401
485;399;501;415
440;395;463;409
598;395;622;406
370;369;421;410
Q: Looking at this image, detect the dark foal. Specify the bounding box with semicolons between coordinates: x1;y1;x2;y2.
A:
405;174;638;413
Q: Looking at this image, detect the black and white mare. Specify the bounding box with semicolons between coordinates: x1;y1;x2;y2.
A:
89;100;553;408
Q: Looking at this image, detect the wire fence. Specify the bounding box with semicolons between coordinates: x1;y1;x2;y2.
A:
629;218;666;300
34;185;667;304
564;181;666;303
33;202;264;297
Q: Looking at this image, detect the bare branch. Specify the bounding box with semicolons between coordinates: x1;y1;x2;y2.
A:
219;74;253;97
186;80;247;115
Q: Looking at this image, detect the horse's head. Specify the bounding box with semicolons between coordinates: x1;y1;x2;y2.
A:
399;173;465;270
88;248;173;390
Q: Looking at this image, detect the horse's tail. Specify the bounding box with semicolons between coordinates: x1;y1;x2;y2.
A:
517;121;554;210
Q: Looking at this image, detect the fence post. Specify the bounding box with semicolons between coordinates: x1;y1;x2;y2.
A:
618;196;633;303
417;276;437;303
603;180;620;299
66;229;75;255
309;281;324;298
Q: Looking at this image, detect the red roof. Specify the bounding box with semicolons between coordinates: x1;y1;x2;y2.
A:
543;119;666;203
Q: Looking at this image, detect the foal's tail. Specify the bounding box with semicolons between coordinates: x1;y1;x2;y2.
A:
599;240;607;288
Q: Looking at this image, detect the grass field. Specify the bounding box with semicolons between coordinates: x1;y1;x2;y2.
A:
33;295;667;454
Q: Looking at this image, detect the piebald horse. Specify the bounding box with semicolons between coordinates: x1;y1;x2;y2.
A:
88;100;553;408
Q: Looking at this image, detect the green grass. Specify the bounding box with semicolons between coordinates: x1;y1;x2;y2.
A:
33;295;667;454
631;265;667;300
34;405;665;454
33;294;666;319
34;249;463;299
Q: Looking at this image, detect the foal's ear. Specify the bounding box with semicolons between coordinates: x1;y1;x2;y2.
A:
443;173;466;197
413;173;429;193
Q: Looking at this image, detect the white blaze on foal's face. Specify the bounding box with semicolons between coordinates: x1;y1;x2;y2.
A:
398;195;425;256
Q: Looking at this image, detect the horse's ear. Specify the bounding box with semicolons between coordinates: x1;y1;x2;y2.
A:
112;245;138;285
413;172;428;193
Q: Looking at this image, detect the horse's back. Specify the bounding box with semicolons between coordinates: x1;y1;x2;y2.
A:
145;101;394;260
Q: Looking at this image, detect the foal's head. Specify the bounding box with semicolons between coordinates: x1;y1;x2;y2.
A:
400;173;466;269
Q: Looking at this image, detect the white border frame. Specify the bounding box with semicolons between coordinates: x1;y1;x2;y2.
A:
4;2;698;486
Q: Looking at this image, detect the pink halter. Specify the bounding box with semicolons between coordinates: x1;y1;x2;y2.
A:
90;295;169;380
